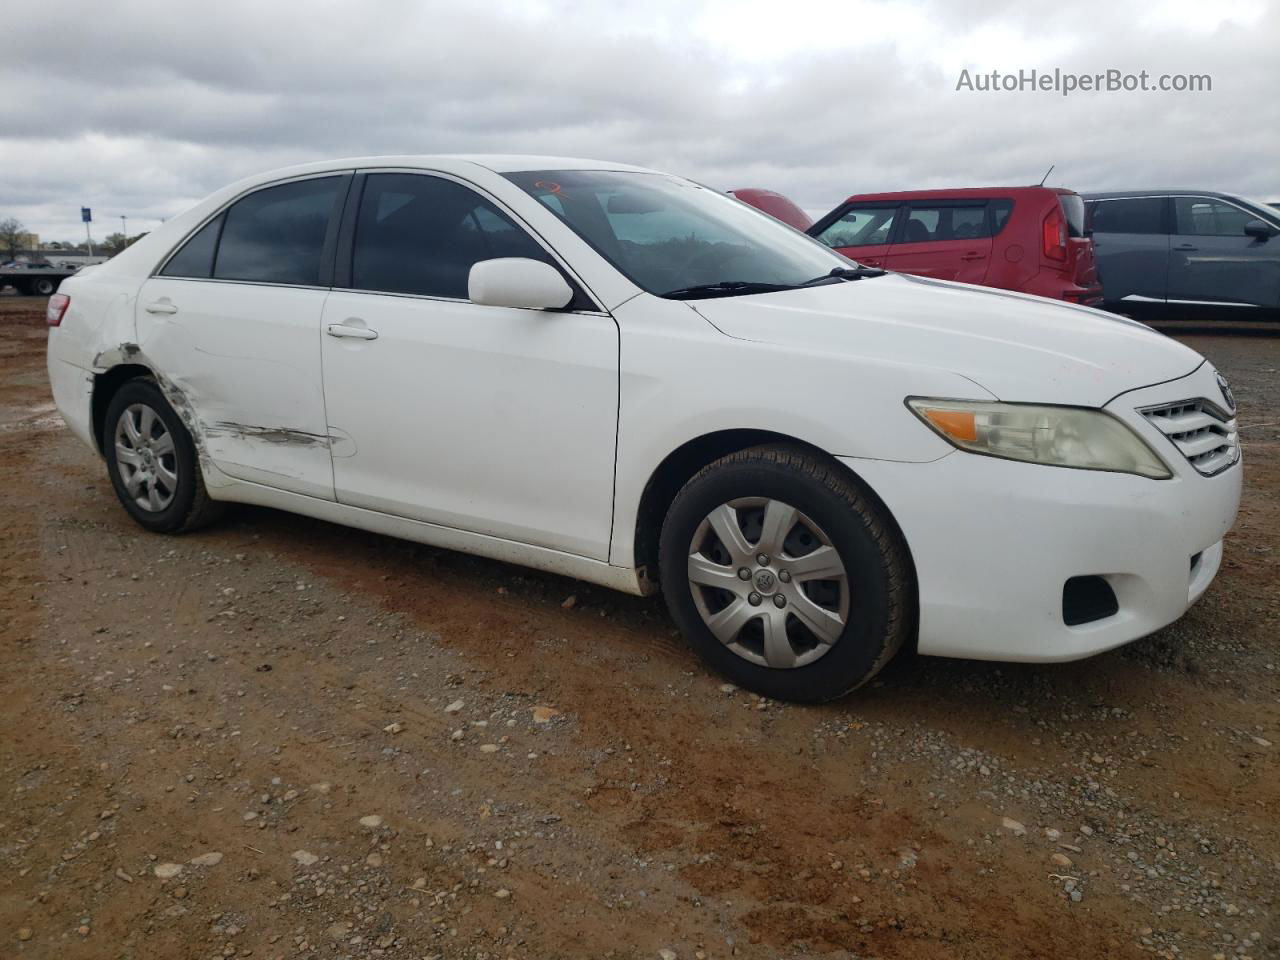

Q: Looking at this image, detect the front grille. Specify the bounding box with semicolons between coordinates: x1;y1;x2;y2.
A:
1140;398;1238;476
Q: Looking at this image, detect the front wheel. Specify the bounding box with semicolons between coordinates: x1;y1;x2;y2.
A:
658;445;913;702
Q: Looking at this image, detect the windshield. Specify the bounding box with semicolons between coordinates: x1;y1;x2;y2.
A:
1239;197;1280;224
505;170;853;296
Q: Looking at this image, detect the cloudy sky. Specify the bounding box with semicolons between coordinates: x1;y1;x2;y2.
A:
3;0;1276;242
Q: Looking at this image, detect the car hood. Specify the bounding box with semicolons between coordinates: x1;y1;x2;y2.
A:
691;272;1202;407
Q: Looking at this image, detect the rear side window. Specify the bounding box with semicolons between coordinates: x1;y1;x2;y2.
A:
350;173;552;299
900;204;990;243
814;206;898;248
214;177;343;285
1173;197;1254;237
1089;197;1165;235
161;214;223;279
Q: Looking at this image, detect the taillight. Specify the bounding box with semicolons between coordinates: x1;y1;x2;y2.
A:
1042;206;1068;262
47;293;70;326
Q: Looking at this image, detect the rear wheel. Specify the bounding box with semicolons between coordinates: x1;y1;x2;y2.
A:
104;379;223;533
32;276;56;296
659;445;912;702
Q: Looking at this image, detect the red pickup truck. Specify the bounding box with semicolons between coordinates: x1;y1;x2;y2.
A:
734;185;1102;306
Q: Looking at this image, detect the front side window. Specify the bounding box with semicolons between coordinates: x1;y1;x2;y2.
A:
900;204;990;243
214;177;343;286
1089;197;1165;235
815;206;899;248
1174;197;1254;237
505;170;852;296
351;173;552;299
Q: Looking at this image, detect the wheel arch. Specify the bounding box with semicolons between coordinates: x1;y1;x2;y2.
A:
91;363;154;455
632;429;915;593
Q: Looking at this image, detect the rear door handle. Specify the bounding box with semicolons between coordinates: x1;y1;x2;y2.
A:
1175;244;1198;251
959;252;986;261
145;301;178;315
326;323;378;341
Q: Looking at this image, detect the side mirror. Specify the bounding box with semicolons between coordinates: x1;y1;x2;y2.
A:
1243;219;1273;240
468;258;573;311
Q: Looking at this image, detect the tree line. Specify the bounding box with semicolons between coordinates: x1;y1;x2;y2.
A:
0;215;146;261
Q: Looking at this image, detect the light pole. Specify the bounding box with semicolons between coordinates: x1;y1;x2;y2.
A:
120;215;127;244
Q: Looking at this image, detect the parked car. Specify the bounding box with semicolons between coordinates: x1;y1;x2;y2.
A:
47;156;1240;701
1083;190;1280;316
728;188;814;231
800;186;1103;305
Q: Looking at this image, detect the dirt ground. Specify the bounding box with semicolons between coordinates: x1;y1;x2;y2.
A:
1;295;1276;960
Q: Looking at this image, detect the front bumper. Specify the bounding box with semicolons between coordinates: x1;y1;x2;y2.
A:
843;364;1241;663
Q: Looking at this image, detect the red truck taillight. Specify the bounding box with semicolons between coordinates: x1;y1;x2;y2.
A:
46;294;70;326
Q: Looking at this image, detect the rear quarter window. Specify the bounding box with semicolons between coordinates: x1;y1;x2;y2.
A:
160;214;223;279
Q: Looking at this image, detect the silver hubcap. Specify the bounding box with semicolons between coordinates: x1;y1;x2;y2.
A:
687;497;850;669
114;403;177;512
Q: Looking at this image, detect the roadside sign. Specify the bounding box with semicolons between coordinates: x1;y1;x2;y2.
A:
81;207;92;223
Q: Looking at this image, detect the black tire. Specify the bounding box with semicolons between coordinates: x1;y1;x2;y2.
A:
658;445;913;702
103;379;224;533
32;276;56;296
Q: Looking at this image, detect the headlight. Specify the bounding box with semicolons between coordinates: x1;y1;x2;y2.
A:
907;398;1171;479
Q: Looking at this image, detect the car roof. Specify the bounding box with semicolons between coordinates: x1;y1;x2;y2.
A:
1082;189;1243;201
842;185;1070;203
236;154;660;185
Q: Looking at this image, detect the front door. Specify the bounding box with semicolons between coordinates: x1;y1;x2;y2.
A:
135;174;349;500
884;201;993;284
1167;196;1280;307
319;171;619;560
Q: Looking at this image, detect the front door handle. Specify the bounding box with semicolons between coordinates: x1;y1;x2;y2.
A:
326;323;379;341
1175;244;1198;251
145;301;178;315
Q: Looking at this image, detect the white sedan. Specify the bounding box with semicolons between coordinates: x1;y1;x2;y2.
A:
46;155;1242;701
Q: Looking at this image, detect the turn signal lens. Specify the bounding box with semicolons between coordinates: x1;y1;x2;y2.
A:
907;398;1172;479
922;408;977;442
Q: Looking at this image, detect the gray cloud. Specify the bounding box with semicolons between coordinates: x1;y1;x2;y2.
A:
3;0;1276;241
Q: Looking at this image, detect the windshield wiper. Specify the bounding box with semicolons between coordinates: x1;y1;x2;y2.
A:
800;265;888;286
659;280;798;300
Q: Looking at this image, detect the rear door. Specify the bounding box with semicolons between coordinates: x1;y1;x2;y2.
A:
810;203;900;268
1167;196;1280;307
135;173;349;500
884;200;993;284
1086;196;1170;304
